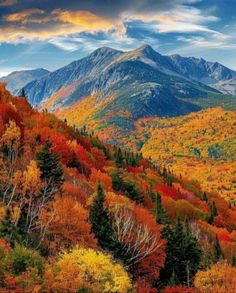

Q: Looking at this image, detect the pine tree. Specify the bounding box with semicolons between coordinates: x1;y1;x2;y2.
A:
208;201;218;224
160;217;201;286
213;235;224;263
36;139;64;190
201;192;208;202
0;208;21;245
19;88;26;98
89;182;115;251
155;193;168;225
114;147;124;168
232;255;236;267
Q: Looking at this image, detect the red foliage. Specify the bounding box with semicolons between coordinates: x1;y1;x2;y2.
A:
77;136;91;151
50;134;73;165
0;103;24;135
162;285;194;293
156;184;181;201
91;147;106;170
0;238;12;255
137;279;157;293
127;165;142;174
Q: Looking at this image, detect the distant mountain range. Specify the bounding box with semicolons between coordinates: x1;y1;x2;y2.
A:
0;68;50;95
1;45;236;125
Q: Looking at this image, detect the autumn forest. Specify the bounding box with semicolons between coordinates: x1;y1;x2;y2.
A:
0;81;235;293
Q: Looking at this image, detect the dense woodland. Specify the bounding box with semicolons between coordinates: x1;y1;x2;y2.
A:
0;83;236;292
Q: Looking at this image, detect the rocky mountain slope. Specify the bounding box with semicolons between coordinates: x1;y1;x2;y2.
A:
0;68;50;95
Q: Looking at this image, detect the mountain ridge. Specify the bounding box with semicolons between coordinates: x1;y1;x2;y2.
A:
0;68;50;95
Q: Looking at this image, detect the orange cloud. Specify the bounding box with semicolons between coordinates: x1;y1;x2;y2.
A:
1;8;125;43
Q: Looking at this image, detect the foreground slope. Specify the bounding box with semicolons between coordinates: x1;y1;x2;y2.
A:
1;83;236;292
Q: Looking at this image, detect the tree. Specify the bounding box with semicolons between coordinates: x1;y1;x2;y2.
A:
161;218;202;286
208;201;218;224
36;139;63;192
114;147;124;168
41;196;97;254
89;183;115;251
0;208;21;245
194;261;236;293
155;193;168;225
19;88;26;98
213;235;224;263
111;205;165;266
44;247;133;292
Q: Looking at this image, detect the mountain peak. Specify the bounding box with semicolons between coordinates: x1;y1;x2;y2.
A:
90;46;121;57
136;44;156;54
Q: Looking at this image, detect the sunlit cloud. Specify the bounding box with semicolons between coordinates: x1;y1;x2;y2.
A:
1;8;125;44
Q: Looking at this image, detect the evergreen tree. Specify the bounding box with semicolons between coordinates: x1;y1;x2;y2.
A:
111;169;144;204
89;183;115;251
155;193;168;225
36;139;64;190
201;192;208;202
160;218;201;286
0;208;21;245
232;255;236;267
213;235;224;263
19;88;26;98
208;201;218;224
114;147;124;168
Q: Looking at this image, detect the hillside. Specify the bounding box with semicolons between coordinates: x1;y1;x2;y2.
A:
0;68;50;95
1;83;236;292
135;108;236;202
59;105;236;202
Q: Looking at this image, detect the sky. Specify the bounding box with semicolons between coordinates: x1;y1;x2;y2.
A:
0;0;235;76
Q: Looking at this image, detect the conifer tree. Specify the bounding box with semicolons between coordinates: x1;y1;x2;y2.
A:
213;235;224;263
89;182;115;251
36;139;64;191
208;201;218;224
232;255;236;267
114;147;124;168
0;208;21;245
161;217;201;286
155;193;168;225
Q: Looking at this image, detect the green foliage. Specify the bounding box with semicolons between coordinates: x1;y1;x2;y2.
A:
161;218;202;286
213;236;224;263
208;201;218;224
89;183;115;251
36;139;64;189
208;144;224;159
155;193;168;225
111;169;144;204
9;245;43;275
0;209;21;245
114;147;124;168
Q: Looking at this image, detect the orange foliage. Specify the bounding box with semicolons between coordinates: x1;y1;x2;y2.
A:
41;196;97;254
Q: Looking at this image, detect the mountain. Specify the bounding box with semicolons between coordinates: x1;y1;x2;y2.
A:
21;45;236;139
212;77;236;95
0;68;50;95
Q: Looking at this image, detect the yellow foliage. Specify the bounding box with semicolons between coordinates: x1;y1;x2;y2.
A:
0;120;21;153
45;247;133;293
194;261;236;292
22;160;41;195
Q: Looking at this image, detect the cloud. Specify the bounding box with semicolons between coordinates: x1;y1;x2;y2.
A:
122;6;219;34
0;0;17;7
0;0;234;55
0;8;125;44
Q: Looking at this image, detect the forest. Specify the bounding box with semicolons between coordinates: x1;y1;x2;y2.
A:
0;82;236;292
